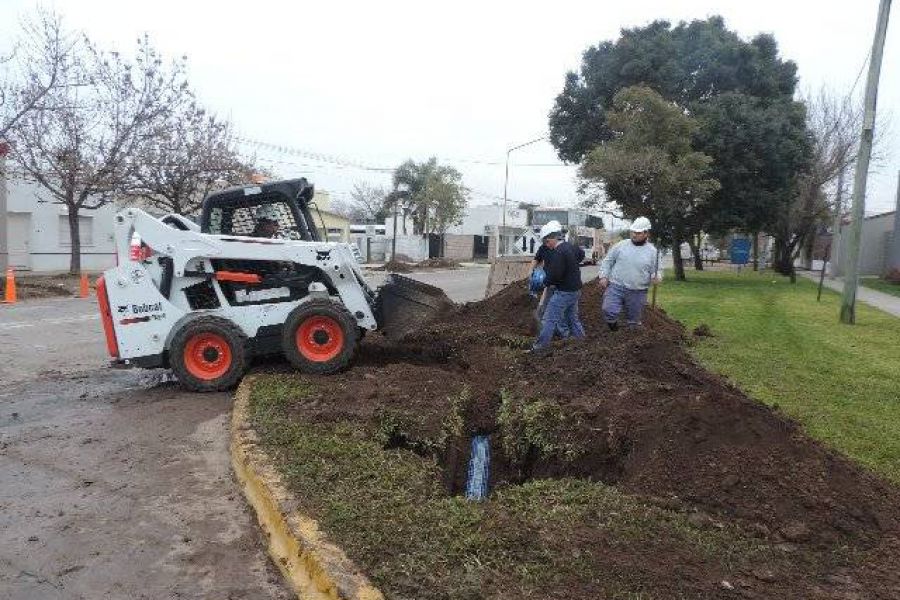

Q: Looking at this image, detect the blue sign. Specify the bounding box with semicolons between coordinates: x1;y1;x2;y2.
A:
730;238;751;264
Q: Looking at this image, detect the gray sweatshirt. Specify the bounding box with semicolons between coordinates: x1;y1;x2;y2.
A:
598;240;662;290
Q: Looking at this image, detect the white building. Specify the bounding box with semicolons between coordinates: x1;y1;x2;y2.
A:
1;159;119;272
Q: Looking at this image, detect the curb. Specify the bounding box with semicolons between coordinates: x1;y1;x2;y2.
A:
231;377;384;600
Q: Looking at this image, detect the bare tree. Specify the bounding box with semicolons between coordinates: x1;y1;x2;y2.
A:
331;182;389;223
771;89;880;279
126;102;251;215
0;9;71;141
8;32;189;273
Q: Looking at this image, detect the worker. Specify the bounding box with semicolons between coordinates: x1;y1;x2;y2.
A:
530;220;585;353
598;217;661;330
530;221;569;336
251;204;282;238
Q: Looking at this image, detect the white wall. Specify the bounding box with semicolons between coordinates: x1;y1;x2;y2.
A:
445;204;527;236
4;177;119;272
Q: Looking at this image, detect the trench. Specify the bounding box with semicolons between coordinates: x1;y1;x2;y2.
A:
379;388;634;500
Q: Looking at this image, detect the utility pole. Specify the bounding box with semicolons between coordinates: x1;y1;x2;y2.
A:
497;136;545;258
840;0;892;324
391;183;410;263
828;170;846;279
887;170;900;279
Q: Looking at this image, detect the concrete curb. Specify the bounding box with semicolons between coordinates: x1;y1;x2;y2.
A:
231;377;384;600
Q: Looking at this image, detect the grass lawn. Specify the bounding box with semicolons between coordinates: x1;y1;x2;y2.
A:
659;270;900;483
861;276;900;298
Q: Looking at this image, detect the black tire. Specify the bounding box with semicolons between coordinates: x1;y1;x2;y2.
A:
282;299;358;374
170;316;249;392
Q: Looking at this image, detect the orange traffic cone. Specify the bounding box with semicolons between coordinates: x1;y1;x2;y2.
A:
3;268;16;304
79;273;90;298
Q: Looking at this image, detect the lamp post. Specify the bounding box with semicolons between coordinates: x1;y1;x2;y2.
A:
497;136;546;257
391;182;410;262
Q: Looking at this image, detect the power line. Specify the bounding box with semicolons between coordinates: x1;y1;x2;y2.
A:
849;48;872;97
236;134;574;173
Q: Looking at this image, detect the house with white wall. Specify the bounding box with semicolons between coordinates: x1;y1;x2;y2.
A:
1;157;119;272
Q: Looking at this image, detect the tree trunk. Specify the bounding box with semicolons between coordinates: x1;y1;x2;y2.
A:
752;233;760;271
688;235;703;271
672;237;686;281
67;208;81;275
772;235;796;279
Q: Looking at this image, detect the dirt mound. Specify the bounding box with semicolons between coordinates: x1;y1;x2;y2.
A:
290;278;900;596
376;260;413;273
417;257;461;269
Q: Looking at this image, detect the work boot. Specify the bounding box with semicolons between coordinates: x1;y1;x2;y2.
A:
606;321;619;332
525;345;552;356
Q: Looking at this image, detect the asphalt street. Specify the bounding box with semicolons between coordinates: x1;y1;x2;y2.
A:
0;267;490;599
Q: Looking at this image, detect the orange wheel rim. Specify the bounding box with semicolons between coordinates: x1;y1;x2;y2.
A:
184;332;232;380
296;316;344;362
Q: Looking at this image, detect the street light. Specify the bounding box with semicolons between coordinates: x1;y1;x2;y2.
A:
391;182;410;262
497;136;546;257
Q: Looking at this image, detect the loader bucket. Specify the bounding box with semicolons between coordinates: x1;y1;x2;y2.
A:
376;274;454;341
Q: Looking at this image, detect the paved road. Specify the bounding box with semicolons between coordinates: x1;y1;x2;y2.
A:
0;268;490;599
0;297;107;386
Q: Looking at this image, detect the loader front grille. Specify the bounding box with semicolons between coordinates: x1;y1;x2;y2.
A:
183;281;220;310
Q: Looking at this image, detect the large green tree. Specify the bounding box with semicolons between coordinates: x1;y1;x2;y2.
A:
388;157;468;236
581;86;720;280
549;17;798;163
693;93;811;269
550;16;807;273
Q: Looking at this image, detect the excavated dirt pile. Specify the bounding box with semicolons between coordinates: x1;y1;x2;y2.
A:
292;279;900;595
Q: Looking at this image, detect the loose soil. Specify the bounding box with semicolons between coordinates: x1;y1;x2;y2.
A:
416;257;461;269
251;279;900;599
374;260;414;273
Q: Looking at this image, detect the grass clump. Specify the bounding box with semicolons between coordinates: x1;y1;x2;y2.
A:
498;389;585;468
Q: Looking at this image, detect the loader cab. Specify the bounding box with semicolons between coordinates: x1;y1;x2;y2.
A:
200;178;322;241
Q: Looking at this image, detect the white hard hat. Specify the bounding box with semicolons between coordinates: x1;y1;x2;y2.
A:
255;204;280;221
539;220;563;240
629;217;652;232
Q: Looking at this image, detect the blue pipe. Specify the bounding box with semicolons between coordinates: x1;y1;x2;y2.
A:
465;435;491;501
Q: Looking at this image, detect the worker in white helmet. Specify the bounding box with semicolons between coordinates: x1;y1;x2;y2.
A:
530;220;586;353
251;204;282;238
531;219;569;336
598;216;661;329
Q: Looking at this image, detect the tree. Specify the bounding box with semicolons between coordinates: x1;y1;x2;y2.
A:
693;93;811;270
8;33;189;273
126;101;250;215
769;90;869;280
331;182;389;223
390;158;468;235
0;9;71;142
550;16;804;273
549;16;798;164
580;86;720;280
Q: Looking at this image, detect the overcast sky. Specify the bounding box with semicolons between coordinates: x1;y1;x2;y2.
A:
2;0;898;215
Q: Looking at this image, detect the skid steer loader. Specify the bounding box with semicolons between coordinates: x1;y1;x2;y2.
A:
96;178;450;391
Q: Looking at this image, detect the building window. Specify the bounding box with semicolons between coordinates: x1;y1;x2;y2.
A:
59;215;94;247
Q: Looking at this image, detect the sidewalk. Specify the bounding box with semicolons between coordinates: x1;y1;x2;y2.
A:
801;272;900;318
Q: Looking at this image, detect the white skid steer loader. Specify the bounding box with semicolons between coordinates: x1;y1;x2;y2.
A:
96;178;450;391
